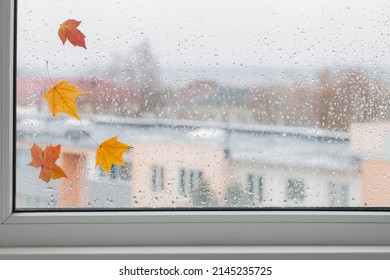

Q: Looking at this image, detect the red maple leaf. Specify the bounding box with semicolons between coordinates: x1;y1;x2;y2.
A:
58;19;87;49
28;143;68;183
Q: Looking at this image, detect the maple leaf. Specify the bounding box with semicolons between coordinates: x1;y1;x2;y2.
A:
58;19;87;49
28;143;68;183
95;136;132;174
43;80;85;120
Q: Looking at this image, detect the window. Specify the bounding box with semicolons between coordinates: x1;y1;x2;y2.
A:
287;179;305;203
1;0;390;256
246;174;263;203
151;165;164;193
118;161;132;181
179;169;203;197
94;161;131;181
12;0;390;210
329;183;349;207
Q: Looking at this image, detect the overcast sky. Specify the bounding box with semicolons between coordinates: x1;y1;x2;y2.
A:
17;0;390;85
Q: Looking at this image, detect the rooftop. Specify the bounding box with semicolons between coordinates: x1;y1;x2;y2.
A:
16;112;357;172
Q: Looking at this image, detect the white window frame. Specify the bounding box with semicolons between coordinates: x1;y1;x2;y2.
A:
1;0;390;258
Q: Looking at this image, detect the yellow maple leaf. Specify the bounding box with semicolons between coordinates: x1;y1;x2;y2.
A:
43;80;85;120
96;136;132;174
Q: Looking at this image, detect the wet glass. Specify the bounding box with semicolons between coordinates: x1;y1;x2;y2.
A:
15;0;390;209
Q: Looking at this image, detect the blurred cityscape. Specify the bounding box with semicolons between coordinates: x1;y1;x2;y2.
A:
16;42;390;209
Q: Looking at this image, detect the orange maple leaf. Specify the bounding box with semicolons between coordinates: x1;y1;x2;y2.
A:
95;136;132;174
58;19;87;49
43;80;85;120
28;143;68;183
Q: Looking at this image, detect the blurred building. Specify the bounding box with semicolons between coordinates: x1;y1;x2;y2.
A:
165;80;253;124
16;116;362;209
131;125;360;208
350;122;390;206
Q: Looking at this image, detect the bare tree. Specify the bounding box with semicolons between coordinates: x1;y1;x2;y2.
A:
248;85;288;125
190;179;216;207
315;68;390;131
125;40;163;115
316;68;338;130
98;40;163;117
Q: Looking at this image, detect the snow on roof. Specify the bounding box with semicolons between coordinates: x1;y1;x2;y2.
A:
17;115;356;172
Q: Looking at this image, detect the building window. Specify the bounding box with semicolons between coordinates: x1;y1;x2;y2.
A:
179;169;186;196
95;161;132;181
178;169;203;197
329;183;349;207
287;179;305;202
151;165;164;192
246;174;263;202
109;165;117;179
112;161;132;181
119;161;132;181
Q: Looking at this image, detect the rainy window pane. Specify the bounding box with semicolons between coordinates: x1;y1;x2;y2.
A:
15;0;390;209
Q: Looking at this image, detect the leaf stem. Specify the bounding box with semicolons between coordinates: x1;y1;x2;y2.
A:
46;60;55;87
83;130;100;147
